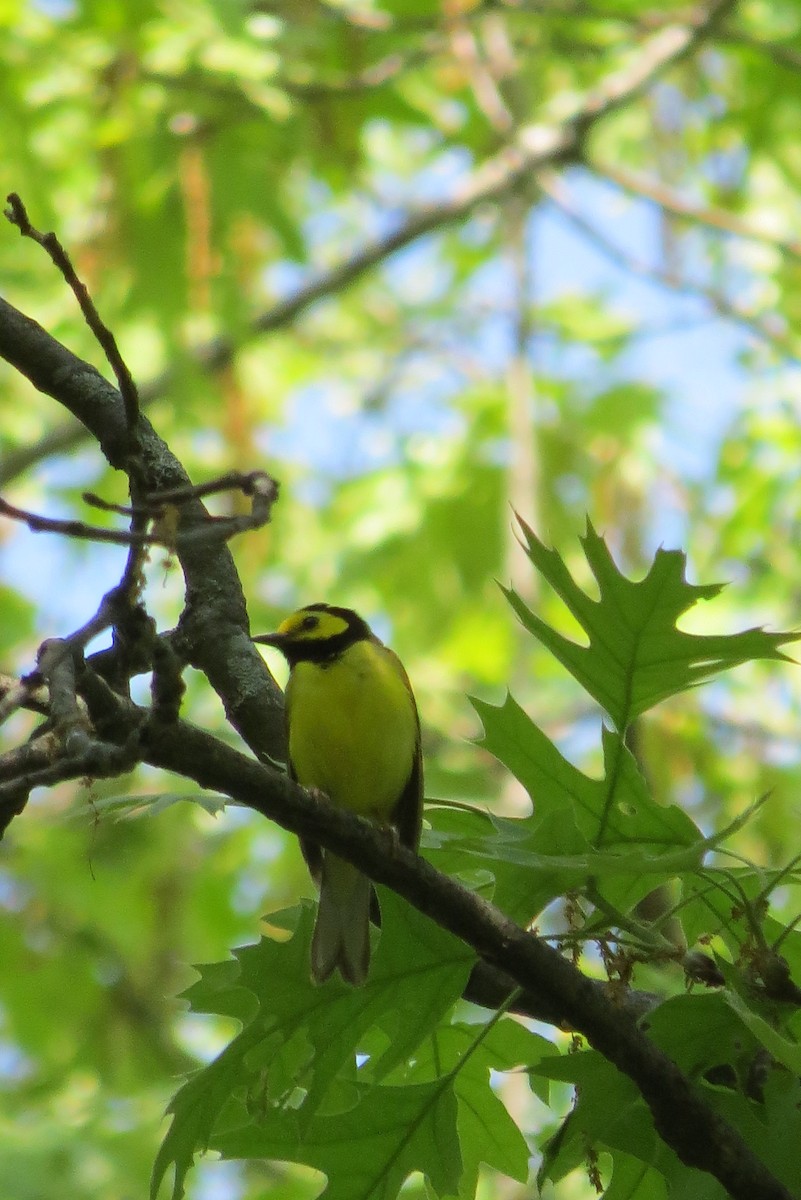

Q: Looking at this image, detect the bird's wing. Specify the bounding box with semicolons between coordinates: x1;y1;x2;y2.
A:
390;738;423;851
379;644;424;852
284;671;326;883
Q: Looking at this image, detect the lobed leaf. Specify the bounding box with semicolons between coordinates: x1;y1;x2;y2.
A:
506;518;798;730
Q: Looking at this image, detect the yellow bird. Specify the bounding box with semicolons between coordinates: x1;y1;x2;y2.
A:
254;604;423;985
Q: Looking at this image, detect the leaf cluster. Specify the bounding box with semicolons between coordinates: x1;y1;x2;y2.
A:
152;524;801;1200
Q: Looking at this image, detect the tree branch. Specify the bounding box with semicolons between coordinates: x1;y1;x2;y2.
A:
591;159;801;264
62;686;787;1200
0;660;782;1198
0;494;174;548
5;191;142;443
0;296;285;759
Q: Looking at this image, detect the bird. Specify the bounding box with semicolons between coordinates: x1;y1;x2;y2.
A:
254;604;423;985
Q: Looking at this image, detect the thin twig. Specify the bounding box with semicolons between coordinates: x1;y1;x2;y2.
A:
83;493;162;517
591;159;801;264
145;468;279;507
0;495;161;547
84;471;279;517
4;192;141;442
0;471;279;551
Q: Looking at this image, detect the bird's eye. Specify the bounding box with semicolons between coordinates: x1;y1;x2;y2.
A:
300;614;318;632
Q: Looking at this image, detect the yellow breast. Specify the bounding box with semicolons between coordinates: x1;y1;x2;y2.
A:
286;640;417;821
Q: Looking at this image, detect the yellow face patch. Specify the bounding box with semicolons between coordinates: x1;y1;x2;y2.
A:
277;608;349;642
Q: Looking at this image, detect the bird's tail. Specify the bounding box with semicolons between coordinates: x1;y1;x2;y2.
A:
311;852;372;985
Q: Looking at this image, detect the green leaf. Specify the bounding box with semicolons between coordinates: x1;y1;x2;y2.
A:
212;1078;462;1200
754;1072;801;1194
473;694;701;854
535;993;799;1197
447;1023;540;1196
408;1020;547;1195
151;1017;268;1200
659;1075;801;1200
639;993;762;1077
453;1071;528;1198
180;956;261;1025
535;1049;667;1185
603;1153;669;1200
506;519;798;730
63;791;229;822
152;895;471;1198
723;990;801;1074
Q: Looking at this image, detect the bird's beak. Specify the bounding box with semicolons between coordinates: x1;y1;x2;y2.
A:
253;632;285;648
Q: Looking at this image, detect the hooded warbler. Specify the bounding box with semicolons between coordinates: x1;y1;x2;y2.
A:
255;604;422;985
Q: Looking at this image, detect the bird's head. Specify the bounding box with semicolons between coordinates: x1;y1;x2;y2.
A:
254;604;372;665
